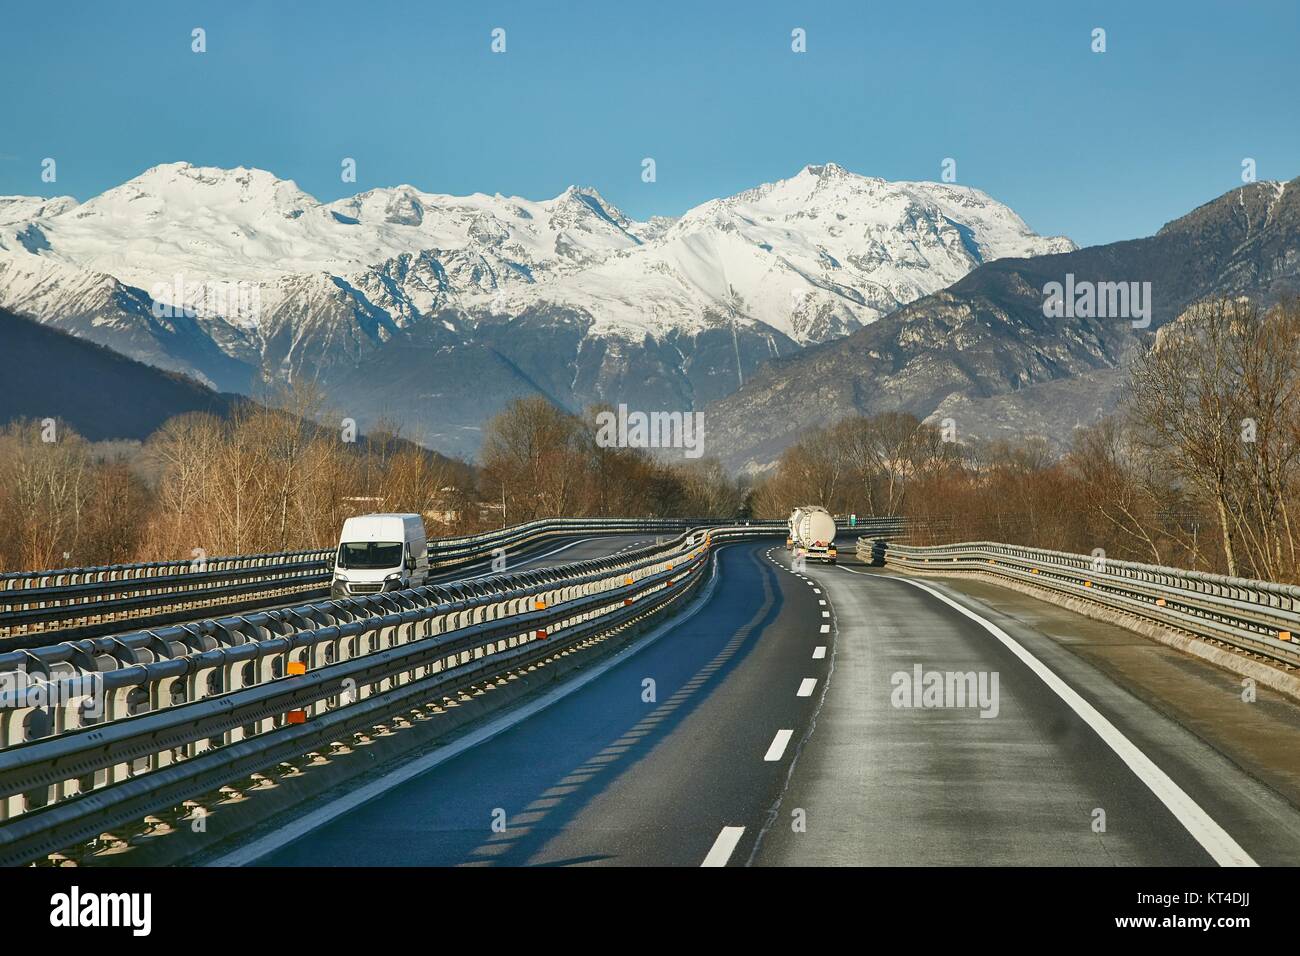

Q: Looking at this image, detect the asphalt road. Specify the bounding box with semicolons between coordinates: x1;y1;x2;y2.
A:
239;539;1300;866
437;532;666;581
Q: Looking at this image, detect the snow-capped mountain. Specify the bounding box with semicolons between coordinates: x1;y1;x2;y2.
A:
490;163;1074;344
6;163;652;325
0;195;79;228
0;161;1073;455
703;178;1300;472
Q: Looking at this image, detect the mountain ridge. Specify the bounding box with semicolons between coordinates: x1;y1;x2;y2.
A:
702;177;1300;471
0;161;1075;456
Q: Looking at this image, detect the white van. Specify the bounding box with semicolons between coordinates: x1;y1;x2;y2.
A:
330;513;429;598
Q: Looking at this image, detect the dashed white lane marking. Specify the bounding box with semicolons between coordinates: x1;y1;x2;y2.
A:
819;624;830;633
838;565;1257;868
812;646;826;659
818;599;826;606
764;729;794;761
797;678;817;697
813;588;822;594
821;610;830;618
702;826;746;867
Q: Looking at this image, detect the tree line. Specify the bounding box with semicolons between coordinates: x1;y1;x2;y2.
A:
752;298;1300;583
0;392;745;572
479;397;745;523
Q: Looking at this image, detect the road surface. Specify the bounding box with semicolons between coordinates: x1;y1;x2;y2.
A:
233;540;1300;866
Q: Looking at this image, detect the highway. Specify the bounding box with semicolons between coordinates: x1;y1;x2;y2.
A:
445;533;664;580
221;538;1300;867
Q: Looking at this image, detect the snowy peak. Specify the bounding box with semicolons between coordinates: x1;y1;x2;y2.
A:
512;163;1076;344
0;159;1074;359
0;195;79;227
73;161;320;222
0;164;652;305
331;184;430;226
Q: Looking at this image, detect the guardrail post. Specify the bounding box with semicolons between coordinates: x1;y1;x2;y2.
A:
0;704;43;821
103;686;138;787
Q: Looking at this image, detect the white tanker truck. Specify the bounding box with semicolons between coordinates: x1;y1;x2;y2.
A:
787;505;838;565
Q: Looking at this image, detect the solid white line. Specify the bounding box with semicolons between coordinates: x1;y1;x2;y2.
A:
885;572;1257;868
797;678;817;697
208;554;727;867
764;729;794;761
812;646;826;659
819;624;830;633
701;826;746;867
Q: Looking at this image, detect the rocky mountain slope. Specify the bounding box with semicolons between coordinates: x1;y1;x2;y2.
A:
0;306;239;441
703;179;1300;471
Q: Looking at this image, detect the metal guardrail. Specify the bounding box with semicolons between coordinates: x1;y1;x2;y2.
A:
0;551;333;639
860;537;1300;669
0;517;774;643
0;524;779;865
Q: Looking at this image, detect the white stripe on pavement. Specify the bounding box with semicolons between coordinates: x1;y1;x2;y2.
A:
813;646;826;659
764;729;794;761
797;678;817;697
701;826;746;867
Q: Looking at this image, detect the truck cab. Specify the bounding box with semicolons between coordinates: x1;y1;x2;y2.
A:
331;513;429;598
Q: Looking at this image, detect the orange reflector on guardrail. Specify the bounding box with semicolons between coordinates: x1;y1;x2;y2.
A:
1281;631;1293;642
535;599;547;610
1156;598;1167;607
536;629;548;640
625;576;634;585
1084;581;1092;587
286;660;307;723
1031;568;1039;574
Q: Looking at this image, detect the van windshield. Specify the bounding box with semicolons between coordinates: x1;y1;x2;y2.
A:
337;541;403;570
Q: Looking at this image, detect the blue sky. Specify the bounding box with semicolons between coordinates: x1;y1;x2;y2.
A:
2;0;1296;248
